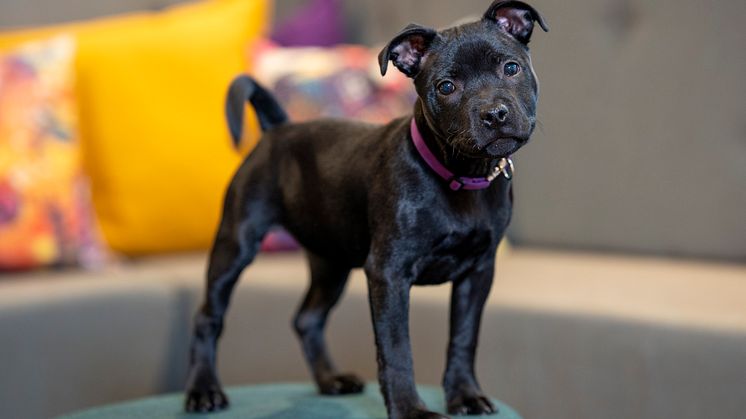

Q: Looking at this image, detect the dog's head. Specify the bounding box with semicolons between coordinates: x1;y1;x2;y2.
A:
379;0;548;158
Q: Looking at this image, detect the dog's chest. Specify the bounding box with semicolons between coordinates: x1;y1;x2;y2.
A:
391;180;512;285
396;188;510;285
412;225;495;285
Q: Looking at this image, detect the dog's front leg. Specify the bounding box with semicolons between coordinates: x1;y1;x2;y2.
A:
443;260;497;416
365;263;448;419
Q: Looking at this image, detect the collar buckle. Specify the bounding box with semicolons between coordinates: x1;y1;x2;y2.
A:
486;157;514;181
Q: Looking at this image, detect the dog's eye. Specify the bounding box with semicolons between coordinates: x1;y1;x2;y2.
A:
504;62;521;77
437;81;456;95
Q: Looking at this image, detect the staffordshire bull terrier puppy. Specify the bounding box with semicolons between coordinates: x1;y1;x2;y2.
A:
185;1;547;417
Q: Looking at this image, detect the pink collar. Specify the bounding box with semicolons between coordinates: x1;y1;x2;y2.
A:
410;118;514;191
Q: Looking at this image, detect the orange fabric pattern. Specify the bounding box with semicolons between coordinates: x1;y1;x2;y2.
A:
0;37;101;269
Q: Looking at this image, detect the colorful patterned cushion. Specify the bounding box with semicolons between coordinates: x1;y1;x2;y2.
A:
0;0;270;256
0;37;102;270
252;40;416;125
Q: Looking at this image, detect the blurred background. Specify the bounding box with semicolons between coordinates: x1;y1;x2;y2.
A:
0;1;744;418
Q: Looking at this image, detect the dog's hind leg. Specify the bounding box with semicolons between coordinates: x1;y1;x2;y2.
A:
293;253;364;395
185;179;276;413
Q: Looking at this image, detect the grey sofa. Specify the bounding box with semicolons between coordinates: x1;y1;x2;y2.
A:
2;250;745;419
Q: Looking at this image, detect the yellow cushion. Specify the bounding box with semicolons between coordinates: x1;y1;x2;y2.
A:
0;0;268;255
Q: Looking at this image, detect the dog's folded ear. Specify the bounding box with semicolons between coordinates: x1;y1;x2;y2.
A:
483;0;549;45
378;23;438;78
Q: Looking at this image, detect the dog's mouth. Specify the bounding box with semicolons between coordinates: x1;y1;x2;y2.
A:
446;132;528;158
481;137;527;157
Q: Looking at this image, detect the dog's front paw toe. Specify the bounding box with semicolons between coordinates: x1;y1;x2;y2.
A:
447;395;497;416
319;373;365;395
185;388;229;413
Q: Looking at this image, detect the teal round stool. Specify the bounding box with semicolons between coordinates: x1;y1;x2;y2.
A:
58;383;522;419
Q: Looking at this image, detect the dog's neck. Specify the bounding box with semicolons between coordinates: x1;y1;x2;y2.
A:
413;101;500;178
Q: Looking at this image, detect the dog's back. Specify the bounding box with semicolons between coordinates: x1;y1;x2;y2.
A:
262;117;394;265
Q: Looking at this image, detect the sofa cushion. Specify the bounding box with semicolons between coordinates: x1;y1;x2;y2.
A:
0;274;183;419
2;249;744;419
251;40;415;126
0;0;269;256
0;36;103;270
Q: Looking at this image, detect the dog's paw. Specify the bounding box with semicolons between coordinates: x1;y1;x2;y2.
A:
447;394;497;416
318;373;365;395
184;387;229;413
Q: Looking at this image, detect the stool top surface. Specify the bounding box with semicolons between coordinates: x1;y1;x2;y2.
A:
58;382;521;419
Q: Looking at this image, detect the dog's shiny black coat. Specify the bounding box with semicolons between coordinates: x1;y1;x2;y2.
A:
185;2;547;418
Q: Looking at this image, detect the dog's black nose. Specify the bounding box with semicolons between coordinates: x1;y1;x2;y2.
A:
480;104;509;129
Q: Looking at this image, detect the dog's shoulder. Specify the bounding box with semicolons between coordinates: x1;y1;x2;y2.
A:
269;118;378;140
261;116;411;159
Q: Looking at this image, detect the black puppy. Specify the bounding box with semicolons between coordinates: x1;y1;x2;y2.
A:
185;1;547;417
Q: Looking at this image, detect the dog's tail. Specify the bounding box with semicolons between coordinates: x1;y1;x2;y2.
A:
225;75;289;148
